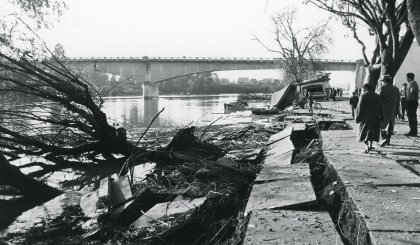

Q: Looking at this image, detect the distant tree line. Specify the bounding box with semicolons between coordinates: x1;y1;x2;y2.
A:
158;72;285;95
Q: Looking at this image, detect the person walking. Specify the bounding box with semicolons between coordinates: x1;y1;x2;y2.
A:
377;75;400;146
349;92;359;118
406;73;419;136
308;92;314;113
400;83;408;120
356;83;382;153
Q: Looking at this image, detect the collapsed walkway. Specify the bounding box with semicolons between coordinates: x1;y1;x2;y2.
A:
244;102;420;244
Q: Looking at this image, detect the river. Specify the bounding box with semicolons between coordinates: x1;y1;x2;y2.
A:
101;94;269;130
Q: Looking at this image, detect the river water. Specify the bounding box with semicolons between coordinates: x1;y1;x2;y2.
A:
102;94;268;130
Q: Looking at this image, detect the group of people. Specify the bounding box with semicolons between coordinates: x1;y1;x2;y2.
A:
327;87;343;101
349;73;419;153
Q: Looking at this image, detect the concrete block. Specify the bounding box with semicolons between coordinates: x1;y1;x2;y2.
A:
244;210;343;245
347;185;420;232
245;175;316;214
110;175;132;207
80;190;99;217
256;163;310;183
264;150;294;167
266;126;293;146
324;150;420;186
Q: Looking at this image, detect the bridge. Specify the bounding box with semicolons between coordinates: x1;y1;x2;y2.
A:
66;56;366;98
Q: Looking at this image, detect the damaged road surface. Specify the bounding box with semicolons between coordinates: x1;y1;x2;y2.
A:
243;126;343;244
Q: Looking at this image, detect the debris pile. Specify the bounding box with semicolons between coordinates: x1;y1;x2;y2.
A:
2;125;270;244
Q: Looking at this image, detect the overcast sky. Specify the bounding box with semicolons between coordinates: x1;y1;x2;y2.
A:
39;0;373;60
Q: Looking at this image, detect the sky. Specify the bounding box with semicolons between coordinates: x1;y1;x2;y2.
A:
38;0;374;81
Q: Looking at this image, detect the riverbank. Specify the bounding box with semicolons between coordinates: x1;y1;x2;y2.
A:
2;100;420;244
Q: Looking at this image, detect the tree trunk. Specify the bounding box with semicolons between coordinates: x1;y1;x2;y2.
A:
0;153;63;199
366;66;381;89
408;0;420;46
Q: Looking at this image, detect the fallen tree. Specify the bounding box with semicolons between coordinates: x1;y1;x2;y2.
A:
0;53;140;164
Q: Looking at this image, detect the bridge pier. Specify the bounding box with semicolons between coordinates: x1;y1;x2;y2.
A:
142;81;159;99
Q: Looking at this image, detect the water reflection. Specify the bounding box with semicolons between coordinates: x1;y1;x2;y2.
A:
102;94;242;129
144;99;160;127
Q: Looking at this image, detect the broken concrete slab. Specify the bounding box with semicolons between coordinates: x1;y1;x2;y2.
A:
132;197;206;229
256;162;310;183
110;175;132;208
80;175;133;217
292;123;307;131
264;150;294;167
80;191;99;217
324;150;420;186
98;176;111;204
266;136;294;153
266;126;293;146
245;174;316;214
347;185;420;233
244;209;343;245
113;188;173;225
263;131;295;167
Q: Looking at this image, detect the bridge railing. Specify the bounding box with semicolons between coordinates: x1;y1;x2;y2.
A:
66;56;356;63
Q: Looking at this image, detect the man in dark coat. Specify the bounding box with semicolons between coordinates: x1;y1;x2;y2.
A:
377;75;400;146
406;73;419;136
349;92;359;118
356;83;382;153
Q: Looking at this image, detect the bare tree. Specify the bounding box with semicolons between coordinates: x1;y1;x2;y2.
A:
255;8;332;83
0;54;137;164
0;0;145;200
308;0;414;87
407;0;420;46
